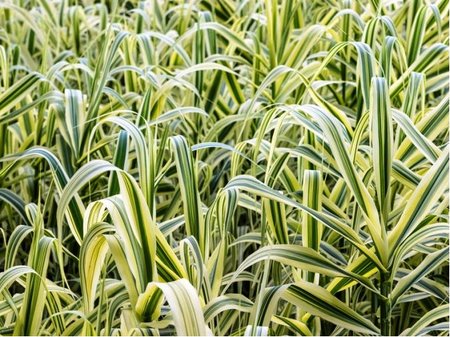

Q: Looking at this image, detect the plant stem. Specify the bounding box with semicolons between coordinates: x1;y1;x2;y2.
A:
380;272;392;336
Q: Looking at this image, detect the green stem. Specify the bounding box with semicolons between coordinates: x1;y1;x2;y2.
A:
380;272;392;336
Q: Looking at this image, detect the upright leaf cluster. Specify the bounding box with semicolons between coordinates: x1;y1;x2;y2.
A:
0;0;448;336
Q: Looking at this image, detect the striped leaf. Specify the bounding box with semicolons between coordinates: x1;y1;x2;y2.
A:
283;281;380;335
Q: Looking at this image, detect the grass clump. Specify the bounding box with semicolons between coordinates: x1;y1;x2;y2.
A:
0;0;448;336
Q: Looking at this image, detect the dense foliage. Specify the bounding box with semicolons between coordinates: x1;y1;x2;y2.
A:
0;0;448;335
